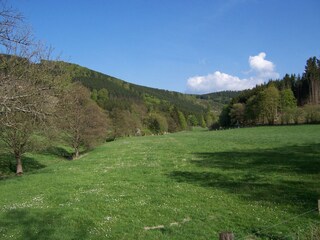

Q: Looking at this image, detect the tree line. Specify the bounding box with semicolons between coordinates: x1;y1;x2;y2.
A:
217;57;320;128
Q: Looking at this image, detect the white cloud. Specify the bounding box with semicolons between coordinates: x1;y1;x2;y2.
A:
186;52;279;94
248;52;279;80
249;52;274;72
187;71;255;93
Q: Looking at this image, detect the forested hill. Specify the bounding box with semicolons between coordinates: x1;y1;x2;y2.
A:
195;91;242;105
58;61;239;137
60;61;234;113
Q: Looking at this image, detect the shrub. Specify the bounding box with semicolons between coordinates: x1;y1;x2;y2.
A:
146;113;168;134
304;104;320;123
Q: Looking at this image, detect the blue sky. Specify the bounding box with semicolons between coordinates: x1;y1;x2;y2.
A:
11;0;320;93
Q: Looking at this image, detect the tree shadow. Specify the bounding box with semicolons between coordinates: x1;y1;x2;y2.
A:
191;143;320;175
0;209;91;240
170;171;318;209
0;154;46;180
43;146;72;159
43;146;90;160
168;144;320;210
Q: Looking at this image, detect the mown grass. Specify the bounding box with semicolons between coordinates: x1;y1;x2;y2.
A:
0;125;319;239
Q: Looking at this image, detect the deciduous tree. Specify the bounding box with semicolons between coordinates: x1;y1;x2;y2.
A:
259;84;280;125
58;83;108;159
96;88;109;109
279;88;297;124
229;103;245;127
0;1;64;174
178;111;187;130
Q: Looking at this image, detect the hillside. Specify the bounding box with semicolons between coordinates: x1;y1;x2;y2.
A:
1;126;319;239
56;61;241;136
0;54;240;140
60;61;228;113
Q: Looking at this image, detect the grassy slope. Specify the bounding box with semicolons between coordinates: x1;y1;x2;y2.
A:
0;125;320;239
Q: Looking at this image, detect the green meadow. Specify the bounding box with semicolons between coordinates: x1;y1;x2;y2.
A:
0;125;320;239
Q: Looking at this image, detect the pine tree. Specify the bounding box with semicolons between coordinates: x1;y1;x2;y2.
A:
304;57;320;104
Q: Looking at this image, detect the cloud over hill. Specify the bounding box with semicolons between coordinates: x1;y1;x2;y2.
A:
187;52;279;94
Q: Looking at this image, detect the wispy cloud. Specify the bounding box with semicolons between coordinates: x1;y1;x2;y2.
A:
186;52;279;94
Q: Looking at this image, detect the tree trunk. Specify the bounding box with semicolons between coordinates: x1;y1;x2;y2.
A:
219;232;234;240
73;147;79;160
15;153;23;175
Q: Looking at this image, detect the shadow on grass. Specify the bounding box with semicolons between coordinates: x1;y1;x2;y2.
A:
191;143;320;175
169;144;320;209
43;146;72;159
0;209;92;240
44;146;89;160
0;154;46;180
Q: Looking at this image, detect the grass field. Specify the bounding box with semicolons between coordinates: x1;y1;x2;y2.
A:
0;125;320;239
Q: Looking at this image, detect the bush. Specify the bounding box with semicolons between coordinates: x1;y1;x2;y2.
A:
292;107;305;124
146;113;168;134
209;121;221;130
304;104;320;123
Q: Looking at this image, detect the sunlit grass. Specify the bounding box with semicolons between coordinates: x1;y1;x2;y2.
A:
0;125;319;239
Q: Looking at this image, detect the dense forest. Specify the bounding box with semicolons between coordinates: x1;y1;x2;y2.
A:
218;56;320;128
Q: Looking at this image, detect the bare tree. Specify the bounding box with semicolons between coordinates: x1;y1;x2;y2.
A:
0;1;64;175
1;112;38;174
58;83;108;159
0;55;63;174
0;0;32;50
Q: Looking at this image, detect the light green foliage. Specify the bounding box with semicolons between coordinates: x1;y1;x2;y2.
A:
259;84;280;125
0;125;319;239
205;111;217;128
143;94;161;106
205;112;213;128
187;114;198;126
280;88;297;110
91;89;98;101
178;111;187;130
96;88;109;108
279;88;297;124
200;115;206;128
